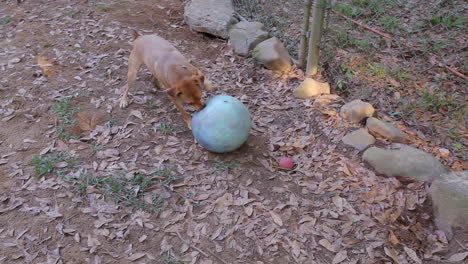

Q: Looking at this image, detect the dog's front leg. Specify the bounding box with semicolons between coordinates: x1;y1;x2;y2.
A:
169;96;192;129
120;50;142;108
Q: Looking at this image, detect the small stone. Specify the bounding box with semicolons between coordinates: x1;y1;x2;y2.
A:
184;0;239;39
293;78;331;99
438;148;450;158
252;37;292;73
363;144;448;182
366;117;406;143
430;171;468;239
228;21;269;56
342;129;375;151
340;99;375;123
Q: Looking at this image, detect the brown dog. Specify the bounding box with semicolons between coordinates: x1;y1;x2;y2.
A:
119;31;211;129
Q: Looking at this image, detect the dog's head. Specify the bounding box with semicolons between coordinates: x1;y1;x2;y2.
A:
167;74;206;110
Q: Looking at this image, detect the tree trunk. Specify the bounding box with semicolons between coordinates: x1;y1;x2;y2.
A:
298;0;312;69
306;0;326;76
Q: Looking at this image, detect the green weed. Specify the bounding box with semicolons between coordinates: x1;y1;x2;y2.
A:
0;15;12;24
210;160;240;173
429;14;467;29
51;97;80;140
389;98;416;121
352;0;384;15
367;63;389;77
91;145;105;152
378;15;402;33
419;90;456;112
162;252;187;264
60;168;181;211
332;31;369;51
31;153;71;178
391;68;410;80
333;4;363;18
157;122;181;135
97;4;110;11
144;99;158;112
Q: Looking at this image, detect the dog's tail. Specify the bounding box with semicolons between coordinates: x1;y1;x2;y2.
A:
131;29;140;41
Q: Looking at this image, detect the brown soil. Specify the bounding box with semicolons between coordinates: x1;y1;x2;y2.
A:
0;0;466;263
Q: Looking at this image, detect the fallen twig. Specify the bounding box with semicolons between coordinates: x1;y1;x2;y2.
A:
175;232;228;264
175;232;209;257
330;9;467;80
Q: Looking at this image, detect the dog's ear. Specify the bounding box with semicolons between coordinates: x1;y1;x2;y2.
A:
167;87;181;98
131;29;140;40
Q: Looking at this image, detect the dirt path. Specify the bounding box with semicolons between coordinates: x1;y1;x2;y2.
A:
0;0;465;263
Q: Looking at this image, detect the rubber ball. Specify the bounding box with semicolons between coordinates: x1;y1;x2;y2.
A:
192;95;251;153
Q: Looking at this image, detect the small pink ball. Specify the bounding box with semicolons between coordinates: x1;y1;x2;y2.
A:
279;157;294;169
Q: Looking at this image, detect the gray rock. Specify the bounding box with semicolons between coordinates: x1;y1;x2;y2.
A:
293;78;331;99
430;171;468;239
228;21;269;56
366;117;406;143
363;144;448;182
252;37;292;72
184;0;238;39
340;100;375;123
342;129;375;151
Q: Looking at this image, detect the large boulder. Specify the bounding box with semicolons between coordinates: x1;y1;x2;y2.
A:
228;21;269;56
340;100;375;123
430;171;468;239
342;129;375;151
363;144;448;182
184;0;239;39
293;78;331;99
252;37;292;73
366;117;406;143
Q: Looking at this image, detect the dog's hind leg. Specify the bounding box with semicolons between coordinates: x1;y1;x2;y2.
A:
119;49;142;108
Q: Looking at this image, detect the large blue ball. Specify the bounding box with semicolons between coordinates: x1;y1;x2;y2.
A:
192;95;251;153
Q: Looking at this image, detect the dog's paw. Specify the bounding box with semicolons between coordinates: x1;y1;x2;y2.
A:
185;119;192;130
119;97;128;108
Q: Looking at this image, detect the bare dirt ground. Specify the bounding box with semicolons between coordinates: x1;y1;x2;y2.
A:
0;0;467;264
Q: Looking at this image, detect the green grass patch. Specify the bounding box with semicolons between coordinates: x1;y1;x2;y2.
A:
0;15;12;24
419;90;457;112
31;152;73;178
333;4;363;18
144;99;158;112
378;15;402;33
162;252;187;264
367;63;389;77
60;167;181;211
97;4;110;11
157;122;182;135
210;160;240;173
429;14;467;29
389;98;416;121
51;97;81;140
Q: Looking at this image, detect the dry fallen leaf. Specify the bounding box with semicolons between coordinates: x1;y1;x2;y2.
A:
403;247;422;264
319;239;337;252
332;250;347;264
245;206;253;217
291;240;301;258
447;252;468;262
388;230;400;245
269;211;283;226
128;252;146;261
384;247;400;264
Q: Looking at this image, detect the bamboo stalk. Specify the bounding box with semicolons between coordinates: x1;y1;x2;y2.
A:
298;0;313;69
306;0;327;76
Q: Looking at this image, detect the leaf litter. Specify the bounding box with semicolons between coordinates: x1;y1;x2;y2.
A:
0;0;466;263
